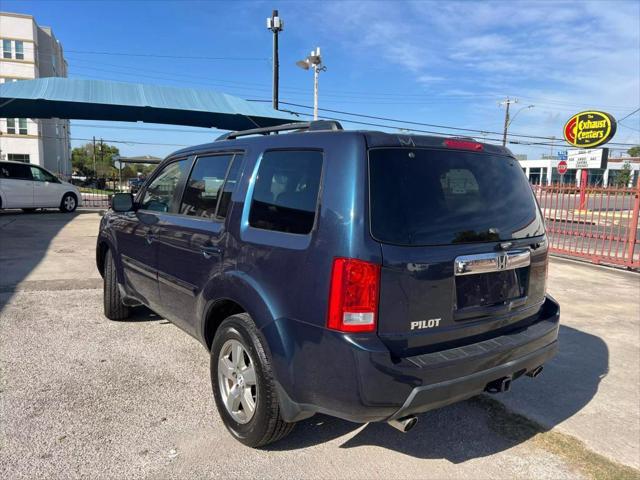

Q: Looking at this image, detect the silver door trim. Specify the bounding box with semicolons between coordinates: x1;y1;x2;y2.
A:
454;250;531;276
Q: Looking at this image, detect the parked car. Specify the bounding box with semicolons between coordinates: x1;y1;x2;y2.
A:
96;121;559;447
128;177;145;194
0;161;81;213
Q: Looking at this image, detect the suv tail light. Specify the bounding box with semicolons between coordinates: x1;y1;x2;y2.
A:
327;258;380;333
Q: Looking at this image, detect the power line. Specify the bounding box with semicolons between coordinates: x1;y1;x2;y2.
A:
251;100;638;146
618;107;640;123
64;49;268;61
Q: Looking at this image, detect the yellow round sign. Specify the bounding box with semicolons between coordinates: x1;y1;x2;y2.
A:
563;111;617;148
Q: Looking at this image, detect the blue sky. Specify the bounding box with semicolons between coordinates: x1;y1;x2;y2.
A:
3;0;640;159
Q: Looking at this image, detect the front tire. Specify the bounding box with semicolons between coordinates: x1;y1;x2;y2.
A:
211;313;294;447
103;249;130;320
60;193;78;213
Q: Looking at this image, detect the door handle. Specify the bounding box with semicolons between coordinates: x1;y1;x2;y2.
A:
200;245;223;259
145;231;156;245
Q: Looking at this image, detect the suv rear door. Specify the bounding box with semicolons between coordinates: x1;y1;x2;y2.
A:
154;152;242;335
368;146;547;357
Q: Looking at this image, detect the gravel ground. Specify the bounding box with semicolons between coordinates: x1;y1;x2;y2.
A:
1;211;638;479
1;288;582;480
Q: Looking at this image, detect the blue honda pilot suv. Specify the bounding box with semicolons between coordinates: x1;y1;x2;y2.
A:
97;121;559;447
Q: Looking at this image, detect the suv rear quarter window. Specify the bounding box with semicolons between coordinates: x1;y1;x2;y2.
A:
249;150;323;234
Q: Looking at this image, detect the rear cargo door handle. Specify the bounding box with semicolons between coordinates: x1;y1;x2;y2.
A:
201;245;223;259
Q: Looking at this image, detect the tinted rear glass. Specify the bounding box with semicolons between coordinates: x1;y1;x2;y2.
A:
368;148;544;246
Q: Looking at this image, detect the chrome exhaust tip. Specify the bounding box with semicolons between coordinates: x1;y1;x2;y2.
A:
527;365;544;378
388;415;418;433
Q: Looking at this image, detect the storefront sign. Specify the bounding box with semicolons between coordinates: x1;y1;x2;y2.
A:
567;148;609;169
563;111;616;148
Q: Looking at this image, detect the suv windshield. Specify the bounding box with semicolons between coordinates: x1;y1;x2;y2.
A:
368;148;544;246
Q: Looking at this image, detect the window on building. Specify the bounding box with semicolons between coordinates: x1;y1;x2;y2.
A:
14;41;24;60
2;39;11;59
180;154;233;218
18;118;28;135
249;150;323;234
528;167;542;185
7;154;30;163
140;159;189;212
6;118;16;134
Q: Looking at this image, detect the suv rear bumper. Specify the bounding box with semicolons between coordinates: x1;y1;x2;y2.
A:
270;295;560;424
388;337;557;421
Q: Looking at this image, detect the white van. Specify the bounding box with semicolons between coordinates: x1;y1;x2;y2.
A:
0;161;82;212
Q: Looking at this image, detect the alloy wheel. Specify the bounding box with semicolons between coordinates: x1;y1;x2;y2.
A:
64;195;76;211
217;338;257;424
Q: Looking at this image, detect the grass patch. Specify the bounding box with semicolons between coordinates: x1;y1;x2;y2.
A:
474;395;640;480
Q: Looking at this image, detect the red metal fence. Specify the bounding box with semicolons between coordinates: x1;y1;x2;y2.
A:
532;179;640;269
76;178;640;270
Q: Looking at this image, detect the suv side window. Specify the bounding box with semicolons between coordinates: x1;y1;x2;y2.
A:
217;154;243;219
0;163;32;180
249;150;323;234
180;154;233;218
30;166;59;183
140;159;189;212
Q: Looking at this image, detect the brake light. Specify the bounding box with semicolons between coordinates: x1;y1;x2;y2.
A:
443;139;484;151
327;258;380;333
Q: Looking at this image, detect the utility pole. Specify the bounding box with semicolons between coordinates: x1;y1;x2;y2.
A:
500;97;518;146
267;10;284;110
92;136;97;178
99;138;104;186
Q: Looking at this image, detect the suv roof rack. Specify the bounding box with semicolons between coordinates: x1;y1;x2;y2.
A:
216;120;343;141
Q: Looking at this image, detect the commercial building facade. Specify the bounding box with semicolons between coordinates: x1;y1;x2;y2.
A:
519;156;639;187
0;11;71;177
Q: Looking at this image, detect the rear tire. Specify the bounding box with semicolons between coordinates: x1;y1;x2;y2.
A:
211;313;294;447
103;249;130;320
60;193;77;213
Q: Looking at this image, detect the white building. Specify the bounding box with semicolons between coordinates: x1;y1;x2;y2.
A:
518;156;639;187
0;11;71;177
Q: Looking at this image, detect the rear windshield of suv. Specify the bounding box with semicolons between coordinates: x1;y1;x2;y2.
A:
368;148;544;246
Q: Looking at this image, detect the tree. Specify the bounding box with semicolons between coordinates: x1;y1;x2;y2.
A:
71;142;120;178
628;145;640;158
616;161;632;187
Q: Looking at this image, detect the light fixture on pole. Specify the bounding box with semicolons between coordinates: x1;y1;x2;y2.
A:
296;47;326;120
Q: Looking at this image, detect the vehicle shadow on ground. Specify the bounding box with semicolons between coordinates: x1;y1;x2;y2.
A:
125;305;164;322
0;210;100;313
266;324;607;462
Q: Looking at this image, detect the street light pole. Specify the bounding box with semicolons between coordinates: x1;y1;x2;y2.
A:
296;47;325;121
267;10;283;110
313;61;319;120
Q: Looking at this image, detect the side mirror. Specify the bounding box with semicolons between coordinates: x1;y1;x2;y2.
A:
111;193;135;212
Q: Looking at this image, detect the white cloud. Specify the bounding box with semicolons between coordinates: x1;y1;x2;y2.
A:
305;0;639;151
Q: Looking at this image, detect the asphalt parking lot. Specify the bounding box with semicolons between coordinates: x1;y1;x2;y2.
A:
1;211;639;479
